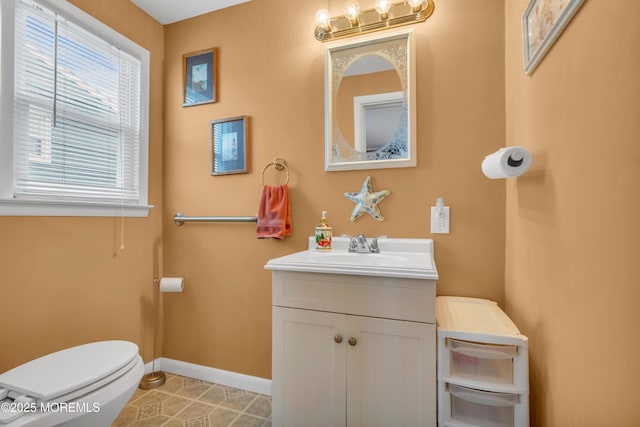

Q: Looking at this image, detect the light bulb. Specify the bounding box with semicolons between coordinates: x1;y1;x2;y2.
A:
375;0;392;19
315;9;332;31
407;0;424;10
343;1;361;25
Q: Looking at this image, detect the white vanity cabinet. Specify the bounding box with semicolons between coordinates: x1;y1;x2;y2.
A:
267;245;438;427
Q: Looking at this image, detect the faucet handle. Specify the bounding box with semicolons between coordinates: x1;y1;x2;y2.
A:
341;234;359;251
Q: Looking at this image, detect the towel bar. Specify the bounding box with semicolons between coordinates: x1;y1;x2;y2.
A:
174;212;257;226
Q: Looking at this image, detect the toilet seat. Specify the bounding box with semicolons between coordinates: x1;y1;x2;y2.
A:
0;341;140;424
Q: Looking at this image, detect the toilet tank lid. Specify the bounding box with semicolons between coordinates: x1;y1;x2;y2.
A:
0;340;139;401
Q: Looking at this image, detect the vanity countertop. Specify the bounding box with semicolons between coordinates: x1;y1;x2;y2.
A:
265;237;438;280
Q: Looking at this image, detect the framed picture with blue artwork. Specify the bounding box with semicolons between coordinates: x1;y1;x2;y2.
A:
210;116;249;176
182;48;218;106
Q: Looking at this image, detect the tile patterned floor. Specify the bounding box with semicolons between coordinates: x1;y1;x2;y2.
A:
112;373;271;427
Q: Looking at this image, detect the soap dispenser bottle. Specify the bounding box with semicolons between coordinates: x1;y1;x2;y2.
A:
315;211;332;250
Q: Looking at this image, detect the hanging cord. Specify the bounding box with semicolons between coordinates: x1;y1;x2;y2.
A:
119;49;125;251
118;126;126;250
52;20;58;127
120;213;125;250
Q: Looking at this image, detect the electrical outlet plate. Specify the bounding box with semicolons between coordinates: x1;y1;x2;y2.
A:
430;206;450;234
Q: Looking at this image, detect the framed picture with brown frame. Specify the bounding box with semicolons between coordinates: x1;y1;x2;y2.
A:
210;116;249;176
182;48;218;106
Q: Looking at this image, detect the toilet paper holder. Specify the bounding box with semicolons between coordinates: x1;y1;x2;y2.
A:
139;277;184;390
482;146;532;179
507;152;524;167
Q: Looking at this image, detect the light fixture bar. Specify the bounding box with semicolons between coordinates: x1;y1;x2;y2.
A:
314;0;435;42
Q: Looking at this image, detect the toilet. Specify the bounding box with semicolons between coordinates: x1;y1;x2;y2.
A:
0;340;144;426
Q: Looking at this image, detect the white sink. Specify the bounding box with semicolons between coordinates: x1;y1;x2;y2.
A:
264;237;438;280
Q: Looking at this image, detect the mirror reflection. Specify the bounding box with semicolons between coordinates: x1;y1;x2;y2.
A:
325;30;415;171
336;55;402;154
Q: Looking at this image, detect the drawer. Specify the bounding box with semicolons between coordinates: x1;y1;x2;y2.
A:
271;270;435;323
446;338;518;386
446;383;519;427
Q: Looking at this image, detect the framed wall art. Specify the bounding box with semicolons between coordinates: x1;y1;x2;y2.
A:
210;116;249;176
523;0;586;75
182;48;218;106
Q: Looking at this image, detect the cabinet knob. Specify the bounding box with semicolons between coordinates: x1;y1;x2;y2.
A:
334;335;343;344
348;337;357;346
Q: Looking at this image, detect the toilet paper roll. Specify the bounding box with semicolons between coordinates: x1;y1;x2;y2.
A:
159;277;184;293
482;146;532;179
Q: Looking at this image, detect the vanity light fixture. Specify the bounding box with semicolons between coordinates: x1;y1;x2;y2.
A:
407;0;425;11
314;0;434;42
315;9;332;32
344;1;361;26
375;0;392;20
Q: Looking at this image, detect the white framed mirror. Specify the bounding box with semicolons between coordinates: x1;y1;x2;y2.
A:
324;29;416;171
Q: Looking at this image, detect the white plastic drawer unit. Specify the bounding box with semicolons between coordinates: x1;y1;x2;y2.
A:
446;338;519;386
436;296;528;393
441;383;520;427
436;296;529;427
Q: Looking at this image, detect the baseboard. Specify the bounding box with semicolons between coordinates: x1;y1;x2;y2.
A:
147;357;271;396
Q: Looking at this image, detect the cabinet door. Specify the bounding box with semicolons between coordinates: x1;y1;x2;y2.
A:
346;316;436;427
272;307;347;427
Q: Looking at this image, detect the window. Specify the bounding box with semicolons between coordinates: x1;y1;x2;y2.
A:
0;0;150;216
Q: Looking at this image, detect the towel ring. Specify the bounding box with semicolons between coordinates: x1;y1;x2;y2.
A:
261;158;289;185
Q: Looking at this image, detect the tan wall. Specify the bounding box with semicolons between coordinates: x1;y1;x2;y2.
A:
0;0;164;371
163;0;506;379
505;1;640;425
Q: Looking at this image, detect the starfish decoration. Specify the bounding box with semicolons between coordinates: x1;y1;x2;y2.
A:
344;176;390;222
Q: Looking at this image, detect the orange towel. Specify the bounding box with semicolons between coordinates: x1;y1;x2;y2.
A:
256;184;292;239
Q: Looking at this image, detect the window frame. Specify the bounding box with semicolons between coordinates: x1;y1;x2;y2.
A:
0;0;151;217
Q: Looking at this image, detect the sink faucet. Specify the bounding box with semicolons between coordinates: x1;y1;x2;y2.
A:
347;234;381;253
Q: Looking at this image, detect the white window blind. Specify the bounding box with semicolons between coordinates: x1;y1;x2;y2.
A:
12;0;143;205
